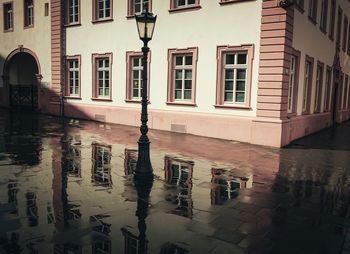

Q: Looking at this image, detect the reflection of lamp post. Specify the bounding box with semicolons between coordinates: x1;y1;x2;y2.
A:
134;5;157;180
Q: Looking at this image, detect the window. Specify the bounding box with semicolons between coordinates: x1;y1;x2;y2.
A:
24;0;34;27
329;0;336;40
343;75;348;109
319;0;328;32
308;0;317;23
323;66;332;112
347;26;350;55
125;51;150;102
343;16;348;52
314;62;324;113
44;2;49;16
66;0;80;25
295;0;304;11
216;45;253;108
93;0;112;22
302;56;314;114
167;47;198;105
169;0;200;12
3;2;13;31
127;0;151;17
65;55;81;98
287;50;300;114
336;7;342;46
91;144;112;187
92;53;112;100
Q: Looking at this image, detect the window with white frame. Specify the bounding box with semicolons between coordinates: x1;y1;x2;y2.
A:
131;57;143;99
170;0;199;11
308;0;317;22
3;3;13;31
67;0;79;24
174;55;193;101
92;53;112;100
222;53;247;104
303;61;311;112
24;0;34;27
287;56;296;113
134;0;148;14
215;45;253;108
93;0;111;20
66;57;80;97
320;0;328;32
324;67;332;112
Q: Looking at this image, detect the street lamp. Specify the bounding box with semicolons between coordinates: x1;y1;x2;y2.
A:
134;5;157;180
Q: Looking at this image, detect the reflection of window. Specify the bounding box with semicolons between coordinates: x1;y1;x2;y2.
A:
314;62;324;113
160;243;188;254
324;66;332;112
211;168;253;205
91;215;112;253
121;227;147;254
8;180;18;214
92;144;112;186
24;0;34;27
124;148;137;175
308;0;317;22
164;156;193;218
26;192;38;226
3;2;13;31
64;243;83;254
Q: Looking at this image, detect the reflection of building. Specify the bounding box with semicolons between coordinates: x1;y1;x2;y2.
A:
26;191;38;227
160;243;188;254
63;136;82;178
124;148;138;176
91;143;112;187
90;214;112;254
8;180;18;215
121;227;148;254
211;168;253;205
164;156;193;218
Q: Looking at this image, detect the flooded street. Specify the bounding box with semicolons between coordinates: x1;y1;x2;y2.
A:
0;110;350;254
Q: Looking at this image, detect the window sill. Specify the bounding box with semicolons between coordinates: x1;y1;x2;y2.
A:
295;4;304;13
126;15;135;19
329;34;334;41
91;98;113;102
214;104;251;110
125;99;151;104
169;5;201;14
91;18;113;24
24;25;34;29
287;112;297;118
320;26;327;35
64;22;81;27
219;0;255;6
166;101;197;107
302;111;310;115
65;96;82;100
4;28;14;33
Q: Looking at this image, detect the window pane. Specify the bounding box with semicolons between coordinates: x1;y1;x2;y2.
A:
226;54;235;65
185;56;192;65
236;81;246;91
133;89;139;97
175;56;183;66
98;72;103;79
184;90;192;100
236;69;246;80
105;60;109;68
188;0;195;4
185;70;192;79
99;88;103;95
225;70;234;79
175;80;182;89
75;87;79;95
224;92;233;101
105;88;109;96
175;90;182;99
225;81;233;91
133;58;140;67
133;70;139;79
175;70;183;79
184;80;192;89
98;60;103;68
237;54;247;64
105;71;109;79
236;92;245;102
177;0;186;6
133;80;139;89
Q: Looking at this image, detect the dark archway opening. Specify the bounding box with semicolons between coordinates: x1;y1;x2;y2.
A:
6;52;39;110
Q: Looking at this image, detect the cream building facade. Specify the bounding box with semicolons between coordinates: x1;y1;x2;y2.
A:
0;0;350;147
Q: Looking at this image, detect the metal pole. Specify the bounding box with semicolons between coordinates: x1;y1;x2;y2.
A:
135;40;153;180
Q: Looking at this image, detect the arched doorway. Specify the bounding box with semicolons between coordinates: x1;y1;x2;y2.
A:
3;48;41;110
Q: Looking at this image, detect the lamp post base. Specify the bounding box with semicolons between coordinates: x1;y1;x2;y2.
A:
134;140;153;181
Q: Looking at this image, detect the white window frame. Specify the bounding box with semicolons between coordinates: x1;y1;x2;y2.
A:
303;62;310;112
287;55;296;113
133;0;148;14
97;0;111;19
97;59;110;98
173;55;193;101
25;0;34;27
68;0;79;23
175;0;196;8
315;65;322;112
131;56;143;99
4;3;13;30
68;60;79;96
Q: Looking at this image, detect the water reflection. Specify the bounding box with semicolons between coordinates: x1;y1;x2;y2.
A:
211;168;253;205
91;215;112;254
125;148;138;176
91;143;112;187
164;156;193;219
159;242;188;254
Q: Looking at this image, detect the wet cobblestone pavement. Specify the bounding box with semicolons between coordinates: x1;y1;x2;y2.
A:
0;109;350;254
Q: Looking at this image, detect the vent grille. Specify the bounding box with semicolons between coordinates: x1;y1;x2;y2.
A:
171;124;187;133
95;114;106;122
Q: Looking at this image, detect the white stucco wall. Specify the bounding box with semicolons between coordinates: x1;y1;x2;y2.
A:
293;0;350;115
65;0;262;117
0;0;51;87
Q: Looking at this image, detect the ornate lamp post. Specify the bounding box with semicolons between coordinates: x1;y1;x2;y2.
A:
134;6;157;180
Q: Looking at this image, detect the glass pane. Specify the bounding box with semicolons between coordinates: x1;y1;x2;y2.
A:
224;92;233;101
69;61;73;68
185;56;192;65
133;89;139;97
106;9;110;17
226;54;235;65
175;70;183;79
236;81;246;91
235;92;245;102
175;56;183;66
175;80;182;89
98;60;103;68
225;69;234;79
236;69;246;80
188;0;195;4
175;90;182;99
133;58;140;67
133;80;139;89
133;70;139;79
184;90;192;100
70;87;73;94
105;60;109;68
105;79;109;87
98;72;103;79
185;70;192;79
99;88;103;95
105;71;109;79
105;88;109;96
184;80;192;90
237;54;247;64
98;79;104;86
177;0;186;6
225;81;233;91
